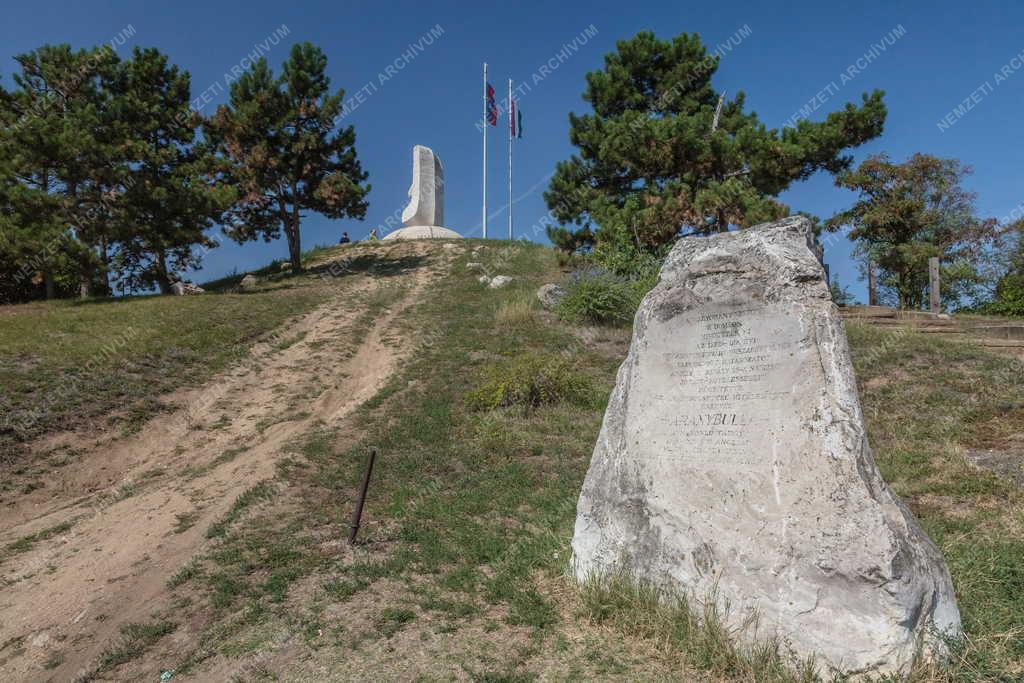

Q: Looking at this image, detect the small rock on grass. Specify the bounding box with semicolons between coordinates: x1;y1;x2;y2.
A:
537;283;567;309
489;275;513;289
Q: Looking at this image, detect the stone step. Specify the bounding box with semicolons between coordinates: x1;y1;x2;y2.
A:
978;338;1024;348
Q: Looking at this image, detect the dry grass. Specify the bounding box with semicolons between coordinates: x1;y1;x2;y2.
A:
494;292;539;330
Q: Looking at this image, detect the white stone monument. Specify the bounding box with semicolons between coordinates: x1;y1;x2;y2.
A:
571;216;960;674
383;145;462;240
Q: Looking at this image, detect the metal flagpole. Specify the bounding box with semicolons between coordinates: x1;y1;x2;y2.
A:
508;79;513;241
482;63;488;239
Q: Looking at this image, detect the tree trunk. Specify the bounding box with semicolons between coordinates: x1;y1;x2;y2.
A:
43;267;55;300
155;249;172;295
97;238;111;297
286;221;302;274
78;251;92;299
288;197;302;274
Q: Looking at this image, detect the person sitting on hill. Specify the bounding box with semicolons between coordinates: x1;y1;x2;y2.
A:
339;231;351;244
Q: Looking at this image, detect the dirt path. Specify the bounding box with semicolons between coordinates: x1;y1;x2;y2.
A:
0;242;451;681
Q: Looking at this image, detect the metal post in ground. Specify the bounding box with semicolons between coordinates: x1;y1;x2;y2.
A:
347;449;377;545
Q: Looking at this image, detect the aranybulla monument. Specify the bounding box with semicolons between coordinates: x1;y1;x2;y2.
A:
571;216;960;674
383;145;462;240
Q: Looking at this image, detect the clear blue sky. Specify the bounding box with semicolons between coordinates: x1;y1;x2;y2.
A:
3;0;1023;300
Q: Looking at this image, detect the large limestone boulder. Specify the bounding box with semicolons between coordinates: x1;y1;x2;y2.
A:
571;216;960;674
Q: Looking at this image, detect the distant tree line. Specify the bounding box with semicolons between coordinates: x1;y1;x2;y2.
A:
0;41;369;303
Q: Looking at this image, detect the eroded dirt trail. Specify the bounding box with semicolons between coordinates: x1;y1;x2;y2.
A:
0;242;450;681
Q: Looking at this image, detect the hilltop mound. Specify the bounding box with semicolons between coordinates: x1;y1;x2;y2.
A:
0;240;1021;682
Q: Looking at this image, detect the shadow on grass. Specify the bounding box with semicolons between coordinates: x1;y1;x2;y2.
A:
202;252;431;293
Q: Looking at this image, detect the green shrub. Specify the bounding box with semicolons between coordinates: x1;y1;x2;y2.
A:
558;270;655;326
984;273;1024;317
466;354;596;411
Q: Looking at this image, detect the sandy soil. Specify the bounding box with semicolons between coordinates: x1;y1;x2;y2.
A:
0;241;452;681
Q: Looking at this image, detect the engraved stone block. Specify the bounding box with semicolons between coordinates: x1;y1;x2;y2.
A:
571;216;961;674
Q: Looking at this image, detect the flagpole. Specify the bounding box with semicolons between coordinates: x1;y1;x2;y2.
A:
508;78;513;241
482;62;488;239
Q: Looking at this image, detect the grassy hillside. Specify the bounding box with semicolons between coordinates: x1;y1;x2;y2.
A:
0;240;1021;681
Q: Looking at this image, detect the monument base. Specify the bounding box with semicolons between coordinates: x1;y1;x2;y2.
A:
382;226;463;241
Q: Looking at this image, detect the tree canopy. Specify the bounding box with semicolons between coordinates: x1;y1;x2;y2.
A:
0;43;229;301
828;153;998;310
544;31;887;258
207;42;369;274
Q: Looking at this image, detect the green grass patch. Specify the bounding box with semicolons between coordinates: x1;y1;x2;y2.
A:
93;620;177;674
465;353;598;411
205;482;276;539
0;281;342;465
1;517;78;562
556;270;652;326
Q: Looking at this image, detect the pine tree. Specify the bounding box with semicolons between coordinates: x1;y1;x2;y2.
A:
108;47;227;293
207;42;369;273
545;31;887;254
4;44;121;298
828;153;998;310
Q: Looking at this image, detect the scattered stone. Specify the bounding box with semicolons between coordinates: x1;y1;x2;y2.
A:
571;216;961;675
477;275;491;285
466;262;485;273
537;284;567;309
239;274;258;290
966;433;1024;487
488;275;513;289
169;281;203;296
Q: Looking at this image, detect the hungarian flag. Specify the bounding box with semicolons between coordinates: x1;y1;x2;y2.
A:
510;98;523;138
486;83;497;126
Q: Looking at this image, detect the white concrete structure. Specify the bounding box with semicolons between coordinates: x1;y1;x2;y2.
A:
383;145;461;241
571;216;961;675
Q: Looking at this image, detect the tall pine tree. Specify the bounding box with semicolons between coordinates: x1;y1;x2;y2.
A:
4;44;121;298
109;47;227;293
207;42;369;273
545;31;887;258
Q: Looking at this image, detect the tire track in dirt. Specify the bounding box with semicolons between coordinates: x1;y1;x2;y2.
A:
0;242;453;681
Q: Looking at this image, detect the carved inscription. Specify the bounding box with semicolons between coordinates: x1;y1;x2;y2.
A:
635;305;806;466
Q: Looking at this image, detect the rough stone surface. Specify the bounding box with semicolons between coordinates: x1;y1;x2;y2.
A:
170;281;204;296
571;216;961;675
488;275;513;289
382;225;462;241
239;274;258;290
537;284;567;309
466;262;485;273
477;275;491;285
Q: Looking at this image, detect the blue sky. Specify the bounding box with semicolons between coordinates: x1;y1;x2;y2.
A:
3;1;1023;301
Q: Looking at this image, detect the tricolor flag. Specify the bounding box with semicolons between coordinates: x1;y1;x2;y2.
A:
510;98;522;139
486;83;498;126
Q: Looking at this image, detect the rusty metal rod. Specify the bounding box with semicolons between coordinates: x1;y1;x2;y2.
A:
347;449;376;545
